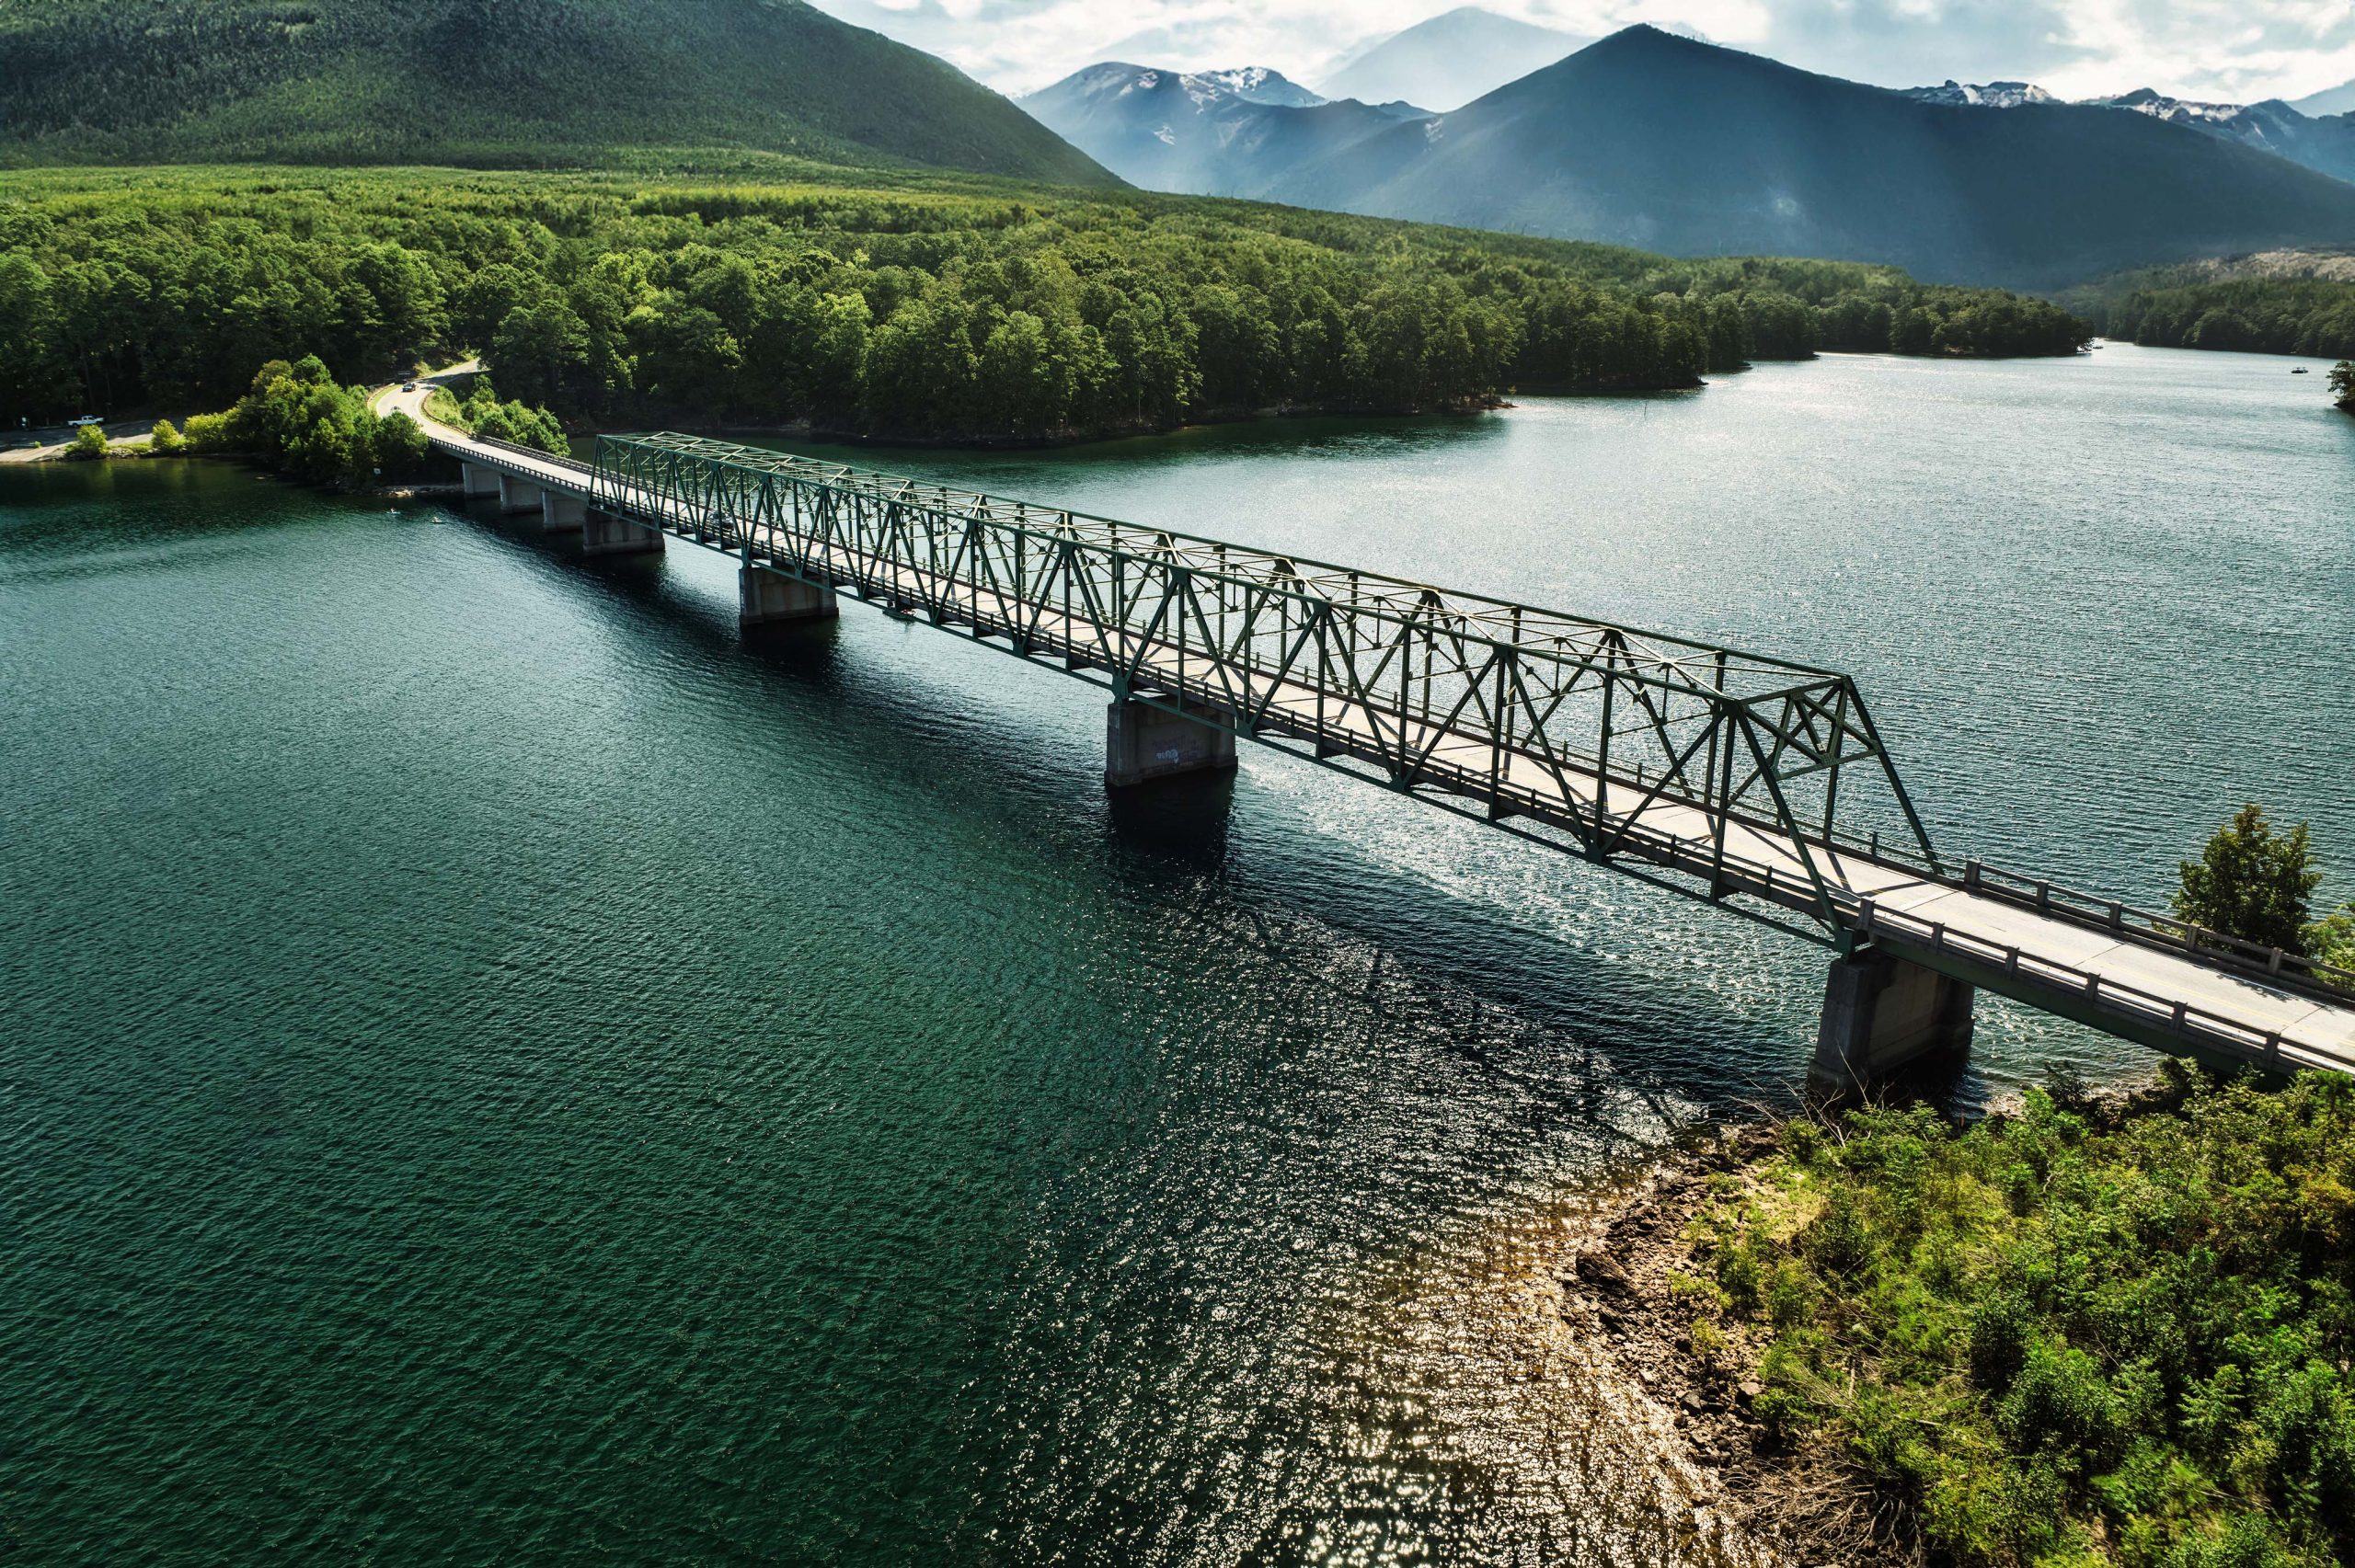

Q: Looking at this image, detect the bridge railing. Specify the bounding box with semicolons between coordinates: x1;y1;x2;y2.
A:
1847;893;2336;1070
454;433;593;476
1947;858;2355;1006
1477;760;2344;1063
587;431;1945;933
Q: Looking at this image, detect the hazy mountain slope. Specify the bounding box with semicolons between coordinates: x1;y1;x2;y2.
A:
1020;63;1416;196
1902;80;2355;191
2291;79;2355;118
1270;28;2355;288
0;0;1114;181
1320;6;1589;114
2088;91;2355;185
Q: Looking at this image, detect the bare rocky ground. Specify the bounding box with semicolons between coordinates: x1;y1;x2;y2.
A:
1559;1124;1911;1568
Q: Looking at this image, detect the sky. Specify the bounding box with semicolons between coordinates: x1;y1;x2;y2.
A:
803;0;2355;105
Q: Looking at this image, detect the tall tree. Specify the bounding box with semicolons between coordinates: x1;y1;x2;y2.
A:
2175;805;2323;954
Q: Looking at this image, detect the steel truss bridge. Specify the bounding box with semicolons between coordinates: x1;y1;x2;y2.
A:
406;401;2355;1084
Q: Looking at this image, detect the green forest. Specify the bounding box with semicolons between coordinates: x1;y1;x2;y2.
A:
0;164;2089;445
0;0;1110;183
2063;273;2355;358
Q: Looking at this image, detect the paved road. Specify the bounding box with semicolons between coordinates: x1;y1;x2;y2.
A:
0;417;179;464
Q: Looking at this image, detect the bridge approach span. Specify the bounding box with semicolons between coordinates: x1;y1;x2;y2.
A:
387;392;2355;1089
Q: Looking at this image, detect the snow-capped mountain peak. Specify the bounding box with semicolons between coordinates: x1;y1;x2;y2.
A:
1902;80;2056;109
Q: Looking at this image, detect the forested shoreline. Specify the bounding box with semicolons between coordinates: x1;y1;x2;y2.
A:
1;165;2090;446
2063;273;2355;358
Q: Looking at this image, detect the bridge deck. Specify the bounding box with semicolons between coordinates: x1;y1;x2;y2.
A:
388;388;2355;1079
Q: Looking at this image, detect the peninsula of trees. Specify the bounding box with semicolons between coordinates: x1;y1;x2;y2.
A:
1;164;2090;446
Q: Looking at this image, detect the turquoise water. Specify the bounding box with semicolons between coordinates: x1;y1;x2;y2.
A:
4;345;2350;1563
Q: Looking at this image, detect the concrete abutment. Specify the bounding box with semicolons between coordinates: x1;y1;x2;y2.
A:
541;489;587;533
1810;944;1976;1093
497;474;543;515
740;567;838;629
1105;699;1238;789
581;509;665;557
460;462;500;498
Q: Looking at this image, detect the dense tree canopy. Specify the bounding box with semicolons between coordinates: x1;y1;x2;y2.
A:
2068;276;2355;359
178;355;440;485
0;166;2090;444
0;0;1112;184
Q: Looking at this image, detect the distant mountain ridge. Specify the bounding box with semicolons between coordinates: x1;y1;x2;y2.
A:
1319;6;1590;113
2291;79;2355;118
1903;81;2056;109
1019;63;1426;196
1900;79;2355;185
1259;28;2355;288
0;0;1115;181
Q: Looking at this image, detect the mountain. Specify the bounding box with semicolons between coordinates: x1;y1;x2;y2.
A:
1188;67;1327;109
1259;27;2355;288
1919;82;2355;189
2291;79;2355;118
2092;86;2248;131
1019;63;1421;196
1319;6;1590;114
1903;81;2057;109
0;0;1114;182
2085;90;2355;185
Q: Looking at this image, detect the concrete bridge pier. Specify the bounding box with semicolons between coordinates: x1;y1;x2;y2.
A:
541;490;587;534
498;474;544;515
740;567;837;630
1106;698;1238;789
581;509;664;557
460;462;500;499
1810;945;1976;1093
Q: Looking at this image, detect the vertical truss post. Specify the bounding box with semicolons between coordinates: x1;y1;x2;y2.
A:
1596;637;1618;844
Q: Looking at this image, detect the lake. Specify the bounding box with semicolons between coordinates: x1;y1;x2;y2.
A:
4;343;2349;1563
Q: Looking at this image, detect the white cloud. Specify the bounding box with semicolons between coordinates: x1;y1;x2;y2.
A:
806;0;2355;103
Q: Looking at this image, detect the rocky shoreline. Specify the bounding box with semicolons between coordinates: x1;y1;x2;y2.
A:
1565;1122;1901;1568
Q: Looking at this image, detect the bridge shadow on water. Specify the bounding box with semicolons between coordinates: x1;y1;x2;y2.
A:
1102;772;1236;869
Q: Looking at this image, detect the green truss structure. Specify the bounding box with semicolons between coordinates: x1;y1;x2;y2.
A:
592;430;1942;943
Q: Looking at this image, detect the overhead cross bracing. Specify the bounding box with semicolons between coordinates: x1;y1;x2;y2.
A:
395;397;2355;1087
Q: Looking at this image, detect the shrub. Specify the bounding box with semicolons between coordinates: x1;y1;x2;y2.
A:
2303;904;2355;985
1801;1194;1872;1276
468;395;569;456
180;412;235;452
148;418;185;453
65;423;109;460
1968;1291;2034;1391
1999;1338;2118;1459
